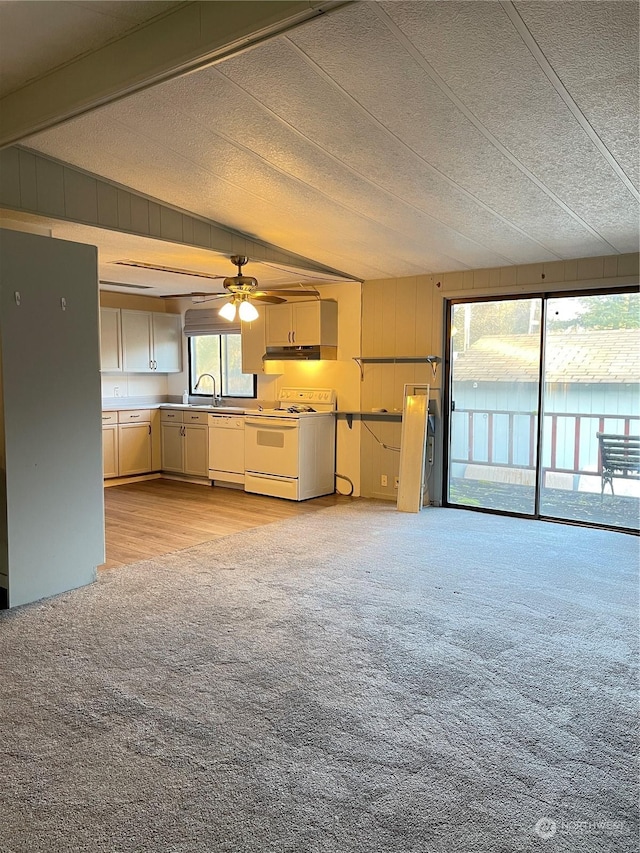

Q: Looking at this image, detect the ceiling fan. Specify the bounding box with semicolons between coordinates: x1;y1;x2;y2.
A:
161;255;319;321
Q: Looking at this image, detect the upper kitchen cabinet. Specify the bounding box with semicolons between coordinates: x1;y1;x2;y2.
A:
241;313;266;374
152;312;182;372
265;300;338;348
100;307;122;372
120;310;182;373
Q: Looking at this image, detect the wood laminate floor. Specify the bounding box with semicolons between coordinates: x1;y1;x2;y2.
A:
102;478;351;570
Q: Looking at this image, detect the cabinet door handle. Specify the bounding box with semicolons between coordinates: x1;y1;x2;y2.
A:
292;331;295;343
148;424;151;435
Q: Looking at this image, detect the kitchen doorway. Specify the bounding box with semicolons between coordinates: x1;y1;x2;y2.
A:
445;290;639;532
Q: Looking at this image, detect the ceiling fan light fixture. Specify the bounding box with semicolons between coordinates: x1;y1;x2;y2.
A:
238;298;259;322
223;275;258;289
219;300;237;321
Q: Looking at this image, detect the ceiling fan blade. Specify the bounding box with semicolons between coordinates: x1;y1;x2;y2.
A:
252;294;286;304
159;291;223;299
253;289;320;298
274;289;320;298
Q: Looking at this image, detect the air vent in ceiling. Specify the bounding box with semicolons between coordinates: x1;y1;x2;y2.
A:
99;280;153;290
112;260;224;280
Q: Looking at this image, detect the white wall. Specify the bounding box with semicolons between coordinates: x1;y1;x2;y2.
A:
101;370;168;402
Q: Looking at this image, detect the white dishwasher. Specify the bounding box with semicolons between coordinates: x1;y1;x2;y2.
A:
208;414;245;485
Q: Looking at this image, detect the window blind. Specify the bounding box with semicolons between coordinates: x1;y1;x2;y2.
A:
183;308;240;336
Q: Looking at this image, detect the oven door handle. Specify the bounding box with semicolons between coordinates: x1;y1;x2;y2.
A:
244;418;297;428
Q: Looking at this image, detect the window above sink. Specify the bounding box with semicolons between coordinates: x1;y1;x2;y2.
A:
189;333;256;401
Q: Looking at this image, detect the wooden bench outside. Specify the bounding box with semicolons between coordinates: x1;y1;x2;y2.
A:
596;432;640;495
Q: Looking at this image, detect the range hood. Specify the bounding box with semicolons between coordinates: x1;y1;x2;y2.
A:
263;345;337;361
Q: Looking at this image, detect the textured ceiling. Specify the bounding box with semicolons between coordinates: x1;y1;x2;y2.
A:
7;0;640;291
0;1;181;99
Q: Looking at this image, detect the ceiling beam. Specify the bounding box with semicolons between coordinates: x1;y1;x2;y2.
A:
0;145;360;282
0;0;352;149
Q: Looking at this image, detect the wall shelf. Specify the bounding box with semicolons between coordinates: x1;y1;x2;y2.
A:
338;408;436;430
337;411;403;429
353;355;440;380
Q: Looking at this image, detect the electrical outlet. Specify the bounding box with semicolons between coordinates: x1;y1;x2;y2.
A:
113;386;120;397
394;476;399;489
381;474;388;487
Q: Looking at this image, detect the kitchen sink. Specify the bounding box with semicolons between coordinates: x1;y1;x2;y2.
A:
190;404;246;413
160;403;248;413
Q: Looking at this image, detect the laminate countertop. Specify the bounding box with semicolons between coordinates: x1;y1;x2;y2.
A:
101;403;251;414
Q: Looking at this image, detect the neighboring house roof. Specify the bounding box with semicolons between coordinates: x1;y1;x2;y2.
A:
453;330;640;383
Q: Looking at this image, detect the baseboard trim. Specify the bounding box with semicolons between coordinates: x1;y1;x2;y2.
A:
159;474;212;486
104;473;162;488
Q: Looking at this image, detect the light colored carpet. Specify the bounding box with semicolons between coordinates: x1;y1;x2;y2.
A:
0;502;637;853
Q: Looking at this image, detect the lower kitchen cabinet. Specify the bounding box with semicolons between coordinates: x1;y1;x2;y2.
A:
184;424;208;476
161;410;209;478
118;422;153;475
161;422;184;472
102;423;119;478
102;409;154;479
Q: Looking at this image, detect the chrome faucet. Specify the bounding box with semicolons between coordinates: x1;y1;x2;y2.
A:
194;373;221;406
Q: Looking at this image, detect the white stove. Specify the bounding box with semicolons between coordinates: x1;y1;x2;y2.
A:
251;388;336;418
244;388;336;500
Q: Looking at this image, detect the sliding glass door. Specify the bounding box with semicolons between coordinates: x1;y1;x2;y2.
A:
448;298;541;515
540;292;639;528
447;291;639;531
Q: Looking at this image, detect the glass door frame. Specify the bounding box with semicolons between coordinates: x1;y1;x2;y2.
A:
442;285;639;534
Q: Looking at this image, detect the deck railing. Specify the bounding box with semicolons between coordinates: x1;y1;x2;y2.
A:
451;409;640;477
